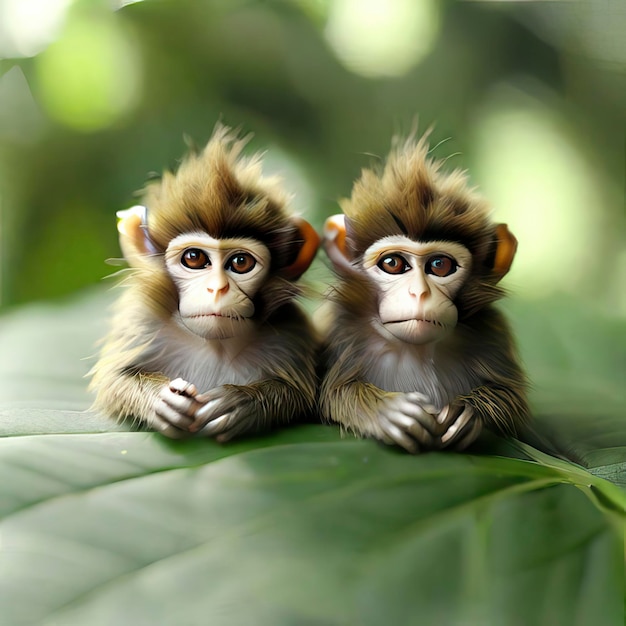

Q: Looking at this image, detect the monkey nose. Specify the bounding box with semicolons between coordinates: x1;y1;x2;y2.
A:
408;284;429;301
408;274;430;299
408;283;427;296
207;283;229;297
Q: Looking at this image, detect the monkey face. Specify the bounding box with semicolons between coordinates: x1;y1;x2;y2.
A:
165;233;271;339
363;236;472;345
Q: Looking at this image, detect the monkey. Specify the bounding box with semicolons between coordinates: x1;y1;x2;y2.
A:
89;125;320;441
318;134;530;453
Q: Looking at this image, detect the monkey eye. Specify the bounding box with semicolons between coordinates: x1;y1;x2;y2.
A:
226;252;256;274
181;248;210;269
378;254;411;275
425;255;458;277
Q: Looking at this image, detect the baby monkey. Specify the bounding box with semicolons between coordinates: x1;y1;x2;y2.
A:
90;125;319;440
320;135;530;453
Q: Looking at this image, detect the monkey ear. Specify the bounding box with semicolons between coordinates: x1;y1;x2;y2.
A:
322;214;355;275
116;205;159;266
280;217;320;280
491;223;518;280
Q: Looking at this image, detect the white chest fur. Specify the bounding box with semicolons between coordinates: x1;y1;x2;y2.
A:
146;324;264;393
360;335;481;410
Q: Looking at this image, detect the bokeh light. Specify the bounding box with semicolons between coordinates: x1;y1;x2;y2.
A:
0;66;44;142
0;0;623;311
0;0;72;58
471;86;605;300
324;0;439;78
35;12;141;131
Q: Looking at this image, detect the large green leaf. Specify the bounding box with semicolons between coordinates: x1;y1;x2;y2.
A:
0;289;624;625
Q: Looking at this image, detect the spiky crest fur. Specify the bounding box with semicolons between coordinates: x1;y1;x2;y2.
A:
336;134;505;320
131;124;303;321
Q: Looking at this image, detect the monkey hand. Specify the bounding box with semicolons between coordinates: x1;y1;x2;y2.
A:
154;378;202;438
437;401;482;450
377;392;442;454
189;385;259;442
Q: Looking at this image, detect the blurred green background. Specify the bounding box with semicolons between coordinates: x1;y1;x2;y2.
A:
0;0;624;313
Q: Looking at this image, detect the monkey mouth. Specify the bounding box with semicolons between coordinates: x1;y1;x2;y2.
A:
386;318;444;327
185;313;242;321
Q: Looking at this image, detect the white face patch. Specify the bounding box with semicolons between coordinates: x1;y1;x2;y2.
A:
165;233;271;339
363;236;472;345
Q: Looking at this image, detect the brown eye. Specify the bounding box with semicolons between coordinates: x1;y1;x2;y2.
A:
425;255;457;277
181;248;210;269
226;253;256;274
378;254;410;275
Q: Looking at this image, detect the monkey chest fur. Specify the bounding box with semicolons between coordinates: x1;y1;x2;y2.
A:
145;326;268;393
360;338;482;410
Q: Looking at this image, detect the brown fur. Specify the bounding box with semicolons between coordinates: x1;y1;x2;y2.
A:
320;135;530;448
89;125;317;438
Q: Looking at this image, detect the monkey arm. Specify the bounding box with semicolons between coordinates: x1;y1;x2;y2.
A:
91;361;202;439
88;296;200;438
191;375;316;441
91;363;164;427
318;317;444;453
438;309;531;448
436;382;529;451
320;333;443;455
187;306;318;441
320;377;443;453
91;302;318;440
464;309;530;437
458;382;530;437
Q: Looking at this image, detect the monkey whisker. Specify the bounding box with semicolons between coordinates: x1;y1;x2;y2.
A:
427;137;453;154
439;152;463;166
356;151;382;160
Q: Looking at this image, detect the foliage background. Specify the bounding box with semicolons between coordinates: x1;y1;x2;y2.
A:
0;0;624;624
0;0;624;312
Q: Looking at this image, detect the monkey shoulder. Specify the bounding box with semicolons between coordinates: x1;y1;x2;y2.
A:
456;306;521;363
456;306;526;385
459;305;515;336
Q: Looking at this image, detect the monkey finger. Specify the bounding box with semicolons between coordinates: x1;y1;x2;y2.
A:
384;410;435;447
194;387;228;404
155;399;195;429
436;404;451;425
191;397;227;428
215;429;241;443
437;403;465;429
152;415;190;440
160;388;201;417
195;413;234;437
403;393;440;422
392;399;441;436
441;405;474;446
169;378;198;398
453;419;483;451
404;391;439;417
404;391;429;406
380;418;419;454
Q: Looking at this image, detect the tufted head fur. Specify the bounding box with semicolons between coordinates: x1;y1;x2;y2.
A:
334;134;510;320
124;124;309;321
143;124;300;270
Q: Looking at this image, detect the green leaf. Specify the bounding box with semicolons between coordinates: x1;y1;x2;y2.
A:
1;432;623;626
0;289;624;626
